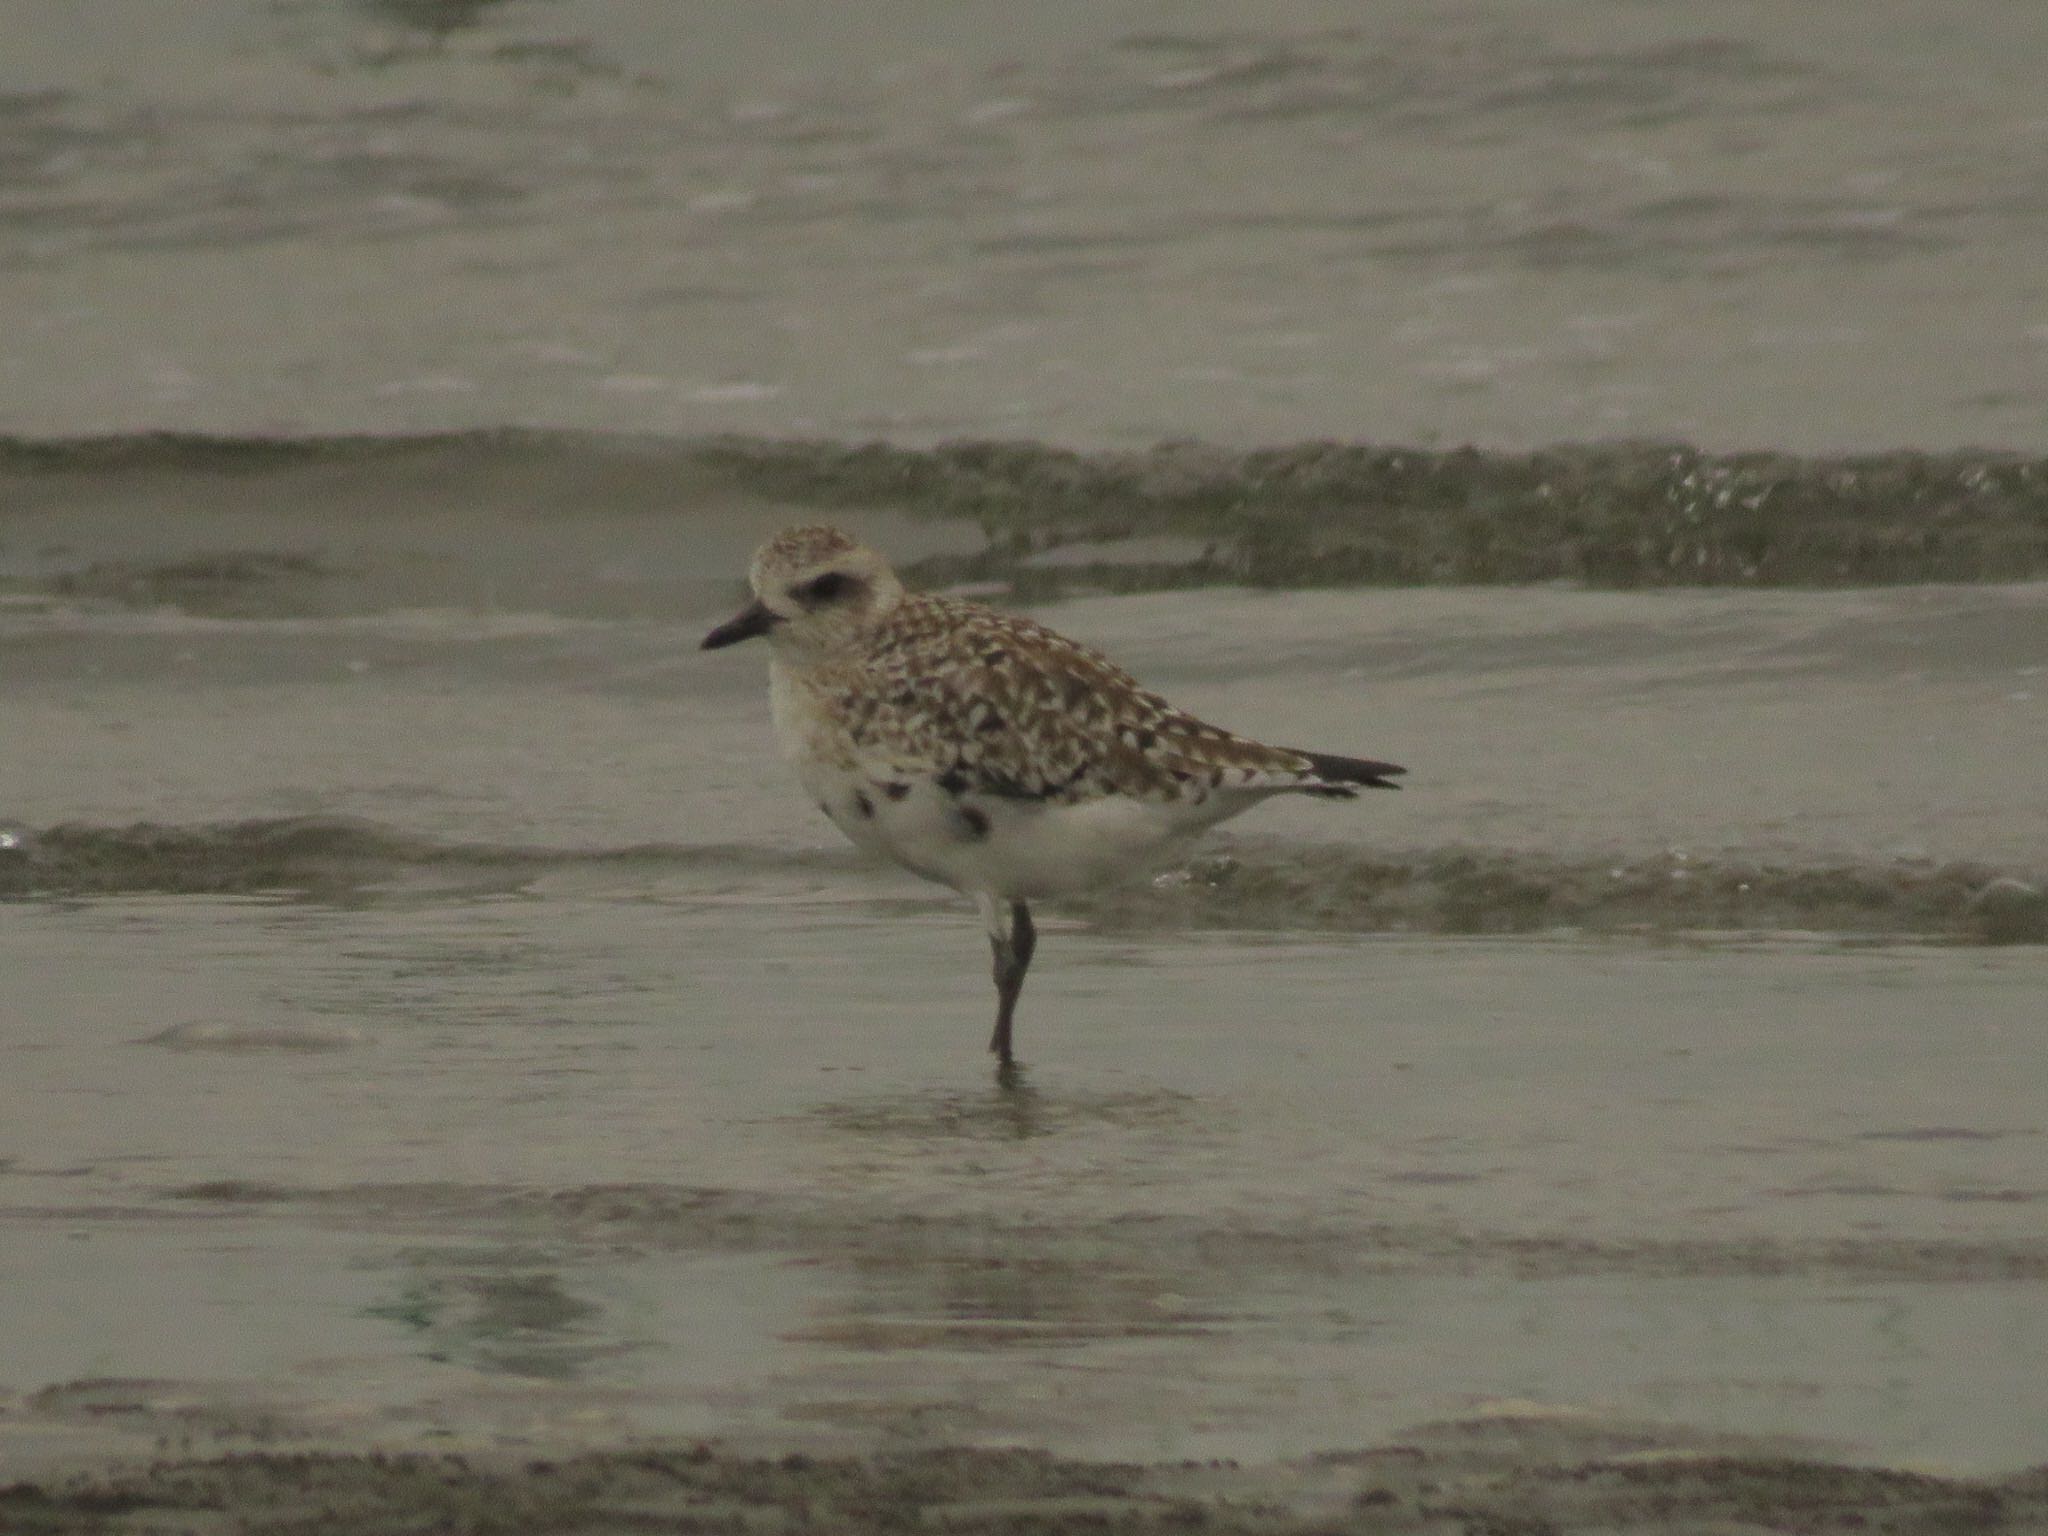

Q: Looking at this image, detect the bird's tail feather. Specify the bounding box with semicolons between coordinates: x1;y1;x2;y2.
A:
1290;749;1406;796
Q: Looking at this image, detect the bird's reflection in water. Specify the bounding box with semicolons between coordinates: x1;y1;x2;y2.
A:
992;1061;1042;1136
809;1076;1201;1146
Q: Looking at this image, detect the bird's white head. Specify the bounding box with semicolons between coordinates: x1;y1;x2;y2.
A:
700;525;904;658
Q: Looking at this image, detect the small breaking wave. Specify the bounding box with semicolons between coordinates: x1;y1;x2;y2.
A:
3;817;2041;943
6;430;2047;590
1082;844;2048;945
0;817;842;900
697;436;2048;590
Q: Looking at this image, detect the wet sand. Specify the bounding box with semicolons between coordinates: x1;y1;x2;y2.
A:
7;1423;2047;1535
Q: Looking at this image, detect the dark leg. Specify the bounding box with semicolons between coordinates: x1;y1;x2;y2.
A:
984;897;1036;1068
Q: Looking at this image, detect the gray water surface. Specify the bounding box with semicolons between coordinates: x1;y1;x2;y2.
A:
5;0;2047;448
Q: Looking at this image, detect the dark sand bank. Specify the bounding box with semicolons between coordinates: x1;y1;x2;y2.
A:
6;432;2048;592
4;1420;2044;1535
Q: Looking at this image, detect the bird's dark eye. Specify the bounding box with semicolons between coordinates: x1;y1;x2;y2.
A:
800;571;855;604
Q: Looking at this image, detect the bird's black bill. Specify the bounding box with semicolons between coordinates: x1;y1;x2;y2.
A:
700;599;780;650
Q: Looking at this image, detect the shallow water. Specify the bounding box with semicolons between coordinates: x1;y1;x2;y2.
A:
3;461;2044;899
4;474;2048;1480
6;893;2048;1474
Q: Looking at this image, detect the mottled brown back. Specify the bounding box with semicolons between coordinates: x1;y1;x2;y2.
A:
818;593;1383;804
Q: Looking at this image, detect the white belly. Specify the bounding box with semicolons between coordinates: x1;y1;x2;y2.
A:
813;770;1217;899
767;656;1250;899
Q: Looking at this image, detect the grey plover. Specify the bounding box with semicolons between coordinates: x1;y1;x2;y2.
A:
702;526;1404;1069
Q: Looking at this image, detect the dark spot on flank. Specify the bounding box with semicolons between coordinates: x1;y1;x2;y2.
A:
853;790;874;819
882;781;910;801
816;801;832;818
1130;728;1156;752
958;805;991;838
890;690;918;709
981;648;1008;666
976;710;1005;734
937;767;969;796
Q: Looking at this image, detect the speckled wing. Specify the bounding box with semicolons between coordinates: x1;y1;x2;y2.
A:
839;595;1402;803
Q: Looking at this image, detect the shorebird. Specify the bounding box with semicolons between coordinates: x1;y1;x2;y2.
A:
702;526;1404;1070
